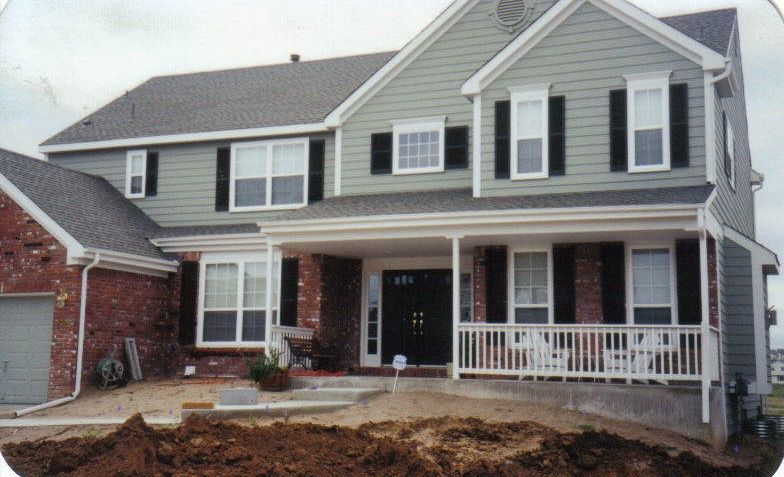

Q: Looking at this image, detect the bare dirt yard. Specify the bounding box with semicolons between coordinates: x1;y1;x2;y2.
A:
2;379;782;476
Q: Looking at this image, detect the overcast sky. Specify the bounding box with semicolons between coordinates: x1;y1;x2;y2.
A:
0;0;782;343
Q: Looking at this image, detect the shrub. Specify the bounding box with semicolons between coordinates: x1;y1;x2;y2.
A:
247;348;283;383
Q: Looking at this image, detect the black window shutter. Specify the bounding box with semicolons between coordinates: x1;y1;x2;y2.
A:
553;245;575;324
549;96;566;176
723;112;731;178
609;90;628;172
445;126;469;169
177;261;198;346
145;151;159;197
370;133;392;175
308;139;325;203
600;242;626;324
495;101;511;178
670;84;689;168
485;247;508;323
215;147;230;212
676;239;701;325
280;257;299;328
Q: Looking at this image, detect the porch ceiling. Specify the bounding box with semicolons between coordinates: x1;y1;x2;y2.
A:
281;229;700;259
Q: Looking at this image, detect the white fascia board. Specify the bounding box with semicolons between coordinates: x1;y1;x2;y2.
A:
39;123;329;153
462;0;727;96
74;248;179;277
0;171;86;260
151;233;266;253
260;203;702;234
324;0;479;127
723;227;780;270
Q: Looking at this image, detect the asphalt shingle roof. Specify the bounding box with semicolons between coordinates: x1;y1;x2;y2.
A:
42;8;735;148
660;9;736;55
42;52;396;146
267;185;715;222
0;148;168;260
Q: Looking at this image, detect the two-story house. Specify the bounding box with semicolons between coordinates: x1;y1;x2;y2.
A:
0;0;778;443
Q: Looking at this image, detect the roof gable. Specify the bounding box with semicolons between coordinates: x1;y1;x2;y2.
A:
462;0;728;95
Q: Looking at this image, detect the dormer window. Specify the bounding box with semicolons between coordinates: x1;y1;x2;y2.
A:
125;150;147;199
625;71;671;173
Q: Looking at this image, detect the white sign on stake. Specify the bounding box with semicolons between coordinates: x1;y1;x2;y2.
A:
392;354;407;394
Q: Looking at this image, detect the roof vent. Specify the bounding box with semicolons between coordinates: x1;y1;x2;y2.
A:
489;0;537;33
290;53;301;63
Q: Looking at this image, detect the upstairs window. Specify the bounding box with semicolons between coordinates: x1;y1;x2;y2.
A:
392;117;445;174
629;246;675;325
510;84;550;180
230;138;308;211
125;150;147;198
625;72;671;173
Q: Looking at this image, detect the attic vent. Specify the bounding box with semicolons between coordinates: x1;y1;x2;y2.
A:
490;0;537;33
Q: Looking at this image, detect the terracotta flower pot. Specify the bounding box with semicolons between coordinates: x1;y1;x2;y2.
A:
259;371;290;392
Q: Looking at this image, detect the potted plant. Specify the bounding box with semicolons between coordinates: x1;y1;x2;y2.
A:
247;348;289;392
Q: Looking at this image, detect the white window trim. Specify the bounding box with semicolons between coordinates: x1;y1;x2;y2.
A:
726;118;736;190
229;137;310;212
625;243;679;325
125;149;147;199
507;247;554;325
391;116;446;175
625;71;672;173
509;84;550;181
196;250;281;348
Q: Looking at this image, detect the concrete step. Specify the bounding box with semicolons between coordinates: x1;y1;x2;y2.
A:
292;387;384;402
181;400;353;421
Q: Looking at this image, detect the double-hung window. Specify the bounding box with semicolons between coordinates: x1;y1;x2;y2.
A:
625;71;671;172
511;250;551;324
125;150;147;198
230;138;308;211
629;246;676;325
198;252;280;347
392;117;445;174
510;84;550;180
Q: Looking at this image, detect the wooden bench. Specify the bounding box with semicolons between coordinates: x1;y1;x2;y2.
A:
284;336;339;371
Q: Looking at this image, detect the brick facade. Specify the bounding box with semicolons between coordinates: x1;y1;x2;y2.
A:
472;247;487;323
574;244;604;324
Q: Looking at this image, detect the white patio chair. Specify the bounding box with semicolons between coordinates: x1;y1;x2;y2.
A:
603;332;672;384
518;331;571;380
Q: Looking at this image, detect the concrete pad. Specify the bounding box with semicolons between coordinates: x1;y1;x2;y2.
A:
292;388;384;402
181;400;354;421
219;388;258;406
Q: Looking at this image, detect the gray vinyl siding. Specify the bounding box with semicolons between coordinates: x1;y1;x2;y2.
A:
720;236;764;421
482;2;706;196
339;0;557;195
709;26;755;238
48;132;334;227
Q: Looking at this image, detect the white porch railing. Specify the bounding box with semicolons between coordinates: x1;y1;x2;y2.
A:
270;325;315;368
457;324;720;383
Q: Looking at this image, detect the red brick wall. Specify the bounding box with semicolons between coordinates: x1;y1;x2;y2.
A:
708;236;719;328
574;244;603;324
83;268;176;383
318;256;362;369
472;247;487;323
0;192;82;400
295;253;323;330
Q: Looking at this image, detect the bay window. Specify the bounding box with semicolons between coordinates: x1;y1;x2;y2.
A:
392;117;445;174
511;250;552;324
230;138;308;211
510;84;550;180
625;71;671;172
629;246;676;325
198;252;279;346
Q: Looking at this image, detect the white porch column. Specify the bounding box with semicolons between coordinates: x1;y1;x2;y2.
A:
265;240;276;348
451;236;462;379
699;227;712;424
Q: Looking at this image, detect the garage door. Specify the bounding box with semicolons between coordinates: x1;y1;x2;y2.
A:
0;296;54;404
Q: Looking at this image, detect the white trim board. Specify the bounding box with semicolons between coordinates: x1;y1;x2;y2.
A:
461;0;727;96
39;123;329;153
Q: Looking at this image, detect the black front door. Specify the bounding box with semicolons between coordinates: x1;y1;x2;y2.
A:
382;270;452;366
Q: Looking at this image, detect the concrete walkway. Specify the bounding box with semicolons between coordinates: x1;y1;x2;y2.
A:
0;416;181;428
181;400;354;420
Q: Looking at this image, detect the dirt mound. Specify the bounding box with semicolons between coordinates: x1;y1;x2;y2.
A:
2;414;775;476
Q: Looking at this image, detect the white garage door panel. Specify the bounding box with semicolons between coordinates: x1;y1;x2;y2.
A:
0;297;55;404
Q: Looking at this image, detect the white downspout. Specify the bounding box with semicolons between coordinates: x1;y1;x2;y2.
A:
15;254;101;417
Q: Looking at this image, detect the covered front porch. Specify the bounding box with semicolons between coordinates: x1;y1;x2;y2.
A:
261;189;721;422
